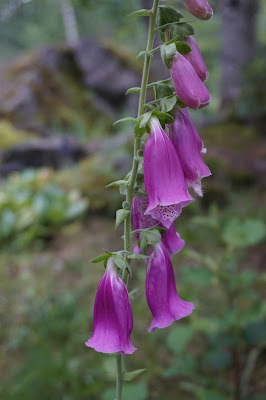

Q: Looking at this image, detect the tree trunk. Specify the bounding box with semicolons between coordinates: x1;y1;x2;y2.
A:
220;0;259;113
60;0;79;46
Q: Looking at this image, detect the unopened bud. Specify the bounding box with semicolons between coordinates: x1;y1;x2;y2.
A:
122;201;130;210
137;149;144;157
183;0;213;21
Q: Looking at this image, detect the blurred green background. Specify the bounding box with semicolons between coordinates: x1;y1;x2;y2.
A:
0;1;265;399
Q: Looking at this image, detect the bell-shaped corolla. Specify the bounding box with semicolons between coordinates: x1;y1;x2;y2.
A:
85;258;136;355
183;0;213;20
146;243;194;332
144;117;193;229
184;36;208;81
171;107;211;196
132;195;185;257
170;52;211;110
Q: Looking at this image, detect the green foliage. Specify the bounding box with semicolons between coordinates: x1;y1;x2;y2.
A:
0;169;88;250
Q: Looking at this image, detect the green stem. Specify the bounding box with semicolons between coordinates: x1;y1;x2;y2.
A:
116;1;160;399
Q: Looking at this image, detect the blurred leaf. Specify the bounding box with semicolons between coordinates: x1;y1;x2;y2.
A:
181;267;214;286
166;325;194;354
102;382;148;400
202;350;232;370
164;354;197;377
222;218;266;248
123;368;146;382
243;321;266;345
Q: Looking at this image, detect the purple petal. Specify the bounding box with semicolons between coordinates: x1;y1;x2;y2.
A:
183;0;213;20
144;117;193;227
86;259;136;355
171;108;211;196
184;36;208;81
170;52;211;110
146;243;194;332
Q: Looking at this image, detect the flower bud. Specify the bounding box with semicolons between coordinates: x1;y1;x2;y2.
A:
170;52;211;110
183;0;213;20
184;36;208;81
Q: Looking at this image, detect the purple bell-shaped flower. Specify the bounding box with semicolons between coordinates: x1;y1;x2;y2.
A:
170;52;211;110
170;107;211;196
85;258;136;355
132;195;185;257
184;36;208;81
183;0;213;20
146;243;194;332
144;117;193;229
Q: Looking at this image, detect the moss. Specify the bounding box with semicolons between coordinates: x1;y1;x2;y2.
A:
0;121;35;150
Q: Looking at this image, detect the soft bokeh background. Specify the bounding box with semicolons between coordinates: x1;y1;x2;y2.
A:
0;1;265;399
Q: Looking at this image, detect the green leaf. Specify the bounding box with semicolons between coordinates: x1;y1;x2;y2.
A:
161;95;177;113
202;350;232;370
175;41;192;55
128;253;148;260
139;111;152;128
160;43;176;68
158;5;183;27
152;110;174;125
138;235;148;255
115;209;130;229
111;254;128;270
129;9;151;16
170;22;194;40
155;83;173;99
113;117;136;125
166;325;194;354
126;87;141;95
90;254;110;263
106;180;128;188
145;229;161;245
222;218;266;248
137;50;153;59
123;369;147;382
134;118;148;138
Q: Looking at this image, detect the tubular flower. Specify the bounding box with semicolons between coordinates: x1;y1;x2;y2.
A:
184;36;208;81
144;117;193;229
183;0;213;20
146;243;194;332
85;258;136;355
170;52;211;110
132;195;185;257
170;107;211;197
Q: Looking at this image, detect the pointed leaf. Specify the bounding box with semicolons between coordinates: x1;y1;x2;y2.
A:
129;9;151;16
113;117;137;125
161;95;177;113
137;50;153;59
175;41;192;55
112;254;128;270
128;253;149;260
126;87;141;95
123;369;147;382
115;209;131;229
139;111;152;128
90;254;110;263
145;229;161;245
106;180;128;188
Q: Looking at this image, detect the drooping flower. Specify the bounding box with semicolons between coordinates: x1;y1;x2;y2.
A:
144;117;193;229
132;195;185;257
170;52;211;110
170;107;211;197
184;36;208;81
146;243;194;332
183;0;213;20
85;258;136;355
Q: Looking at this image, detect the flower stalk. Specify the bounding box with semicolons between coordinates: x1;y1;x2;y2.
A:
117;2;160;398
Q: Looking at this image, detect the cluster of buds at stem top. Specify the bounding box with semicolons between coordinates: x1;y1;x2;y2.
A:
86;1;213;356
